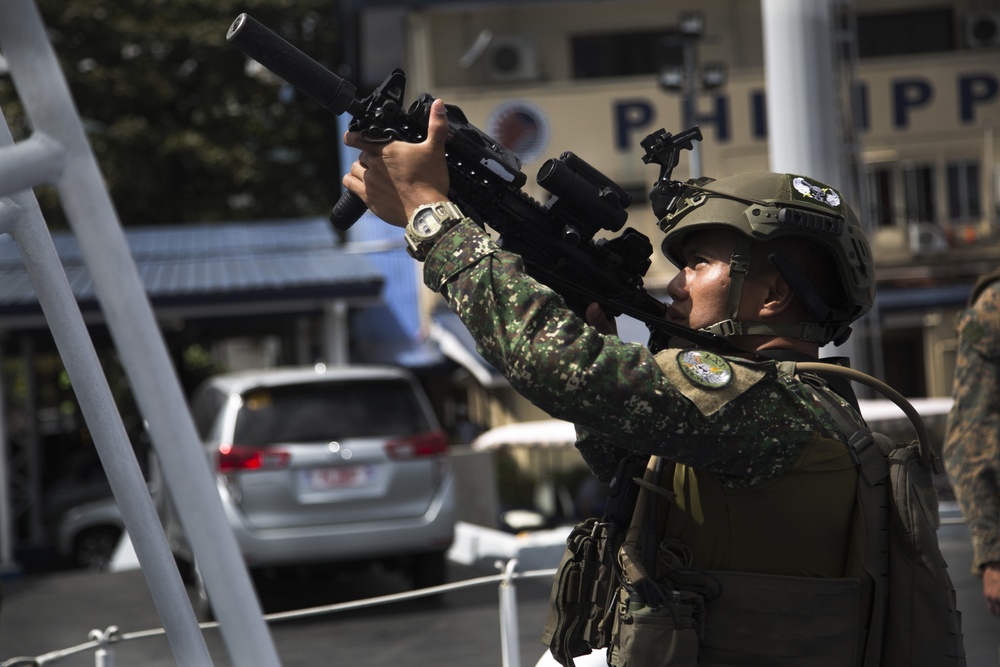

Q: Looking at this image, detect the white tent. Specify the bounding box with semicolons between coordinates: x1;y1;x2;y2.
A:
471;419;577;451
471;398;954;453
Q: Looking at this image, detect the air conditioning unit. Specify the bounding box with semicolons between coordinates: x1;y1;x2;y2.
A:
487;36;540;83
908;222;949;255
965;11;1000;48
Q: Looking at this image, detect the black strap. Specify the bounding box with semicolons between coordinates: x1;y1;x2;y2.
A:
781;362;890;667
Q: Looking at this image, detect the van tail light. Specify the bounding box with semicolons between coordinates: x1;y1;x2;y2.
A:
385;431;449;460
218;444;291;472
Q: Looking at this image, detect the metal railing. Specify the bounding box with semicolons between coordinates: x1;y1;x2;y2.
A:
1;561;557;667
0;1;280;663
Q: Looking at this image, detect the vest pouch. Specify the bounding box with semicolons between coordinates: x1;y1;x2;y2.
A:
608;588;702;667
699;571;861;667
542;518;620;666
881;442;965;666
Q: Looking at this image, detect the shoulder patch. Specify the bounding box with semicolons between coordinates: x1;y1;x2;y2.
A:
655;348;769;418
677;349;733;389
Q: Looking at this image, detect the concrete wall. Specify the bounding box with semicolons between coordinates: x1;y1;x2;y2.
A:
449;445;500;528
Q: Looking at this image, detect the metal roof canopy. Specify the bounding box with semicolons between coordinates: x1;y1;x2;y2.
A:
0;217;384;328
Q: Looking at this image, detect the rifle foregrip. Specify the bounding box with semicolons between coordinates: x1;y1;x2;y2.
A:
329;191;369;231
227;13;359;116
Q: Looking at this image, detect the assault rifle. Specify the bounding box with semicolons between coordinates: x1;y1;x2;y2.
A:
226;13;729;351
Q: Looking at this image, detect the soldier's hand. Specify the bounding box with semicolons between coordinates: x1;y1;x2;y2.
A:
586;303;618;336
342;98;451;227
983;562;1000;617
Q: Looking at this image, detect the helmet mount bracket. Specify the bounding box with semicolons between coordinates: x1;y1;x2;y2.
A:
641;126;704;220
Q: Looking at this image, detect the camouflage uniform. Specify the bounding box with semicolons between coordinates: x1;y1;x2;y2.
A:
944;276;1000;574
424;220;857;489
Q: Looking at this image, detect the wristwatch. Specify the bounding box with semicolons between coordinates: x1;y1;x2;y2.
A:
404;201;466;261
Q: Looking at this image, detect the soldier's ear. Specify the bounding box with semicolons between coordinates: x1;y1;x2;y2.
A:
759;273;796;319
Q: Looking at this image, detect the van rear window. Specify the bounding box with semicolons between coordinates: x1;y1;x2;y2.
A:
233;380;429;445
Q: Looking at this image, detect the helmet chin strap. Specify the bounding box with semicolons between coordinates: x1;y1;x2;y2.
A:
697;238;842;345
700;319;840;344
699;236;756;339
723;236;752;325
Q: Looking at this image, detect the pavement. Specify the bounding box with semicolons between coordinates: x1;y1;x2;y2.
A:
0;521;566;667
937;519;1000;666
2;516;999;666
0;552;555;667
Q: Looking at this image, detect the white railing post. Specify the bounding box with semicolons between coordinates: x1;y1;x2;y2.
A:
499;559;523;667
88;627;118;667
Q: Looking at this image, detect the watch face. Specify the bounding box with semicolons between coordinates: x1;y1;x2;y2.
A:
412;208;440;237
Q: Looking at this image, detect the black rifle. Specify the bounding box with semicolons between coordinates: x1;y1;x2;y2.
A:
226;13;730;351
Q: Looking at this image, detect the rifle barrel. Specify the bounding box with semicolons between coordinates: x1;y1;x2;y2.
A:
227;14;360;117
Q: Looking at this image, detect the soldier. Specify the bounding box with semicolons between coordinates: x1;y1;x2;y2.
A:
343;99;880;665
944;270;1000;623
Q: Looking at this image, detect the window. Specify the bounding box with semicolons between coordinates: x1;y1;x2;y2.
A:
233;380;430;445
866;166;896;227
571;29;682;80
881;326;927;397
865;163;940;227
903;164;935;224
191;386;227;441
946;161;982;223
857;9;955;58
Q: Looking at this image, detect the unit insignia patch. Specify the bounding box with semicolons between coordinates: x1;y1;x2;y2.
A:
677;349;733;389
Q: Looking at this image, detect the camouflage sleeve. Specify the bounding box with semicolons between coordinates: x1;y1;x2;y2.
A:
573;428;632;483
944;280;1000;572
423;220;851;483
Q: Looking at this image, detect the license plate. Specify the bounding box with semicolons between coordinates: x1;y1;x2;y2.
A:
299;465;374;491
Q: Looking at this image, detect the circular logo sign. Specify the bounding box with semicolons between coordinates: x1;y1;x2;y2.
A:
485;100;550;164
677;350;733;389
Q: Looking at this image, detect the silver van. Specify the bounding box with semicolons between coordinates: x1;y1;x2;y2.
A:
159;365;456;609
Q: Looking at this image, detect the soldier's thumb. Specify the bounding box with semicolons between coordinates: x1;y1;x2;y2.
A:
425;98;449;152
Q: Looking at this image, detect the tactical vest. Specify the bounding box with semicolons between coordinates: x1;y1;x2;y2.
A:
657;435;857;577
543;356;964;667
606;367;867;667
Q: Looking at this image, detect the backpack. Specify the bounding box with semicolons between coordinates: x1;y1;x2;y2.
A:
543;361;966;666
780;361;966;666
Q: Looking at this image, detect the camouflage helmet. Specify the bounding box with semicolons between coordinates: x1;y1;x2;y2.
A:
657;172;875;345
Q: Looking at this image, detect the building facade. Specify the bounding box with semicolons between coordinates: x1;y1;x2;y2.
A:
354;0;1000;399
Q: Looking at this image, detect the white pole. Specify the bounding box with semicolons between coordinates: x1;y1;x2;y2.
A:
0;285;14;576
499;559;522;667
682;39;702;180
761;0;840;185
0;150;212;666
761;0;857;361
0;2;280;664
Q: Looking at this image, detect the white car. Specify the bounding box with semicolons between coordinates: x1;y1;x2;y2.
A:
157;365;456;612
54;495;124;570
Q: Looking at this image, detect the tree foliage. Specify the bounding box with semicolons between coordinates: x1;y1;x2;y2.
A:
0;0;345;227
